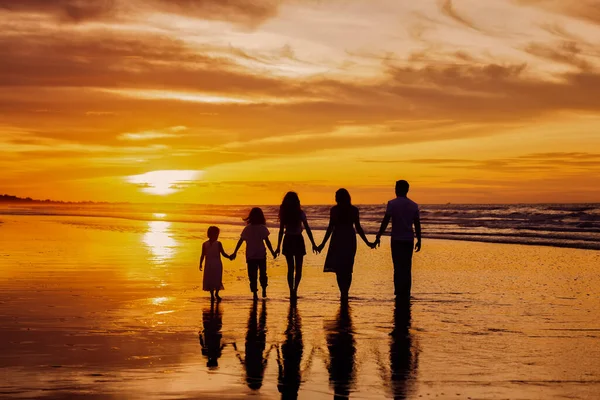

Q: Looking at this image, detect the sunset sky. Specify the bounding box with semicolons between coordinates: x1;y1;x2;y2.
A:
1;0;599;204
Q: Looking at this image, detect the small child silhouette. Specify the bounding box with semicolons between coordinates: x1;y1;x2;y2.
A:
199;226;232;302
232;208;277;300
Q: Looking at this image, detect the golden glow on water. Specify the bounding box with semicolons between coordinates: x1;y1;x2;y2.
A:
151;297;170;305
2;217;600;399
143;221;177;263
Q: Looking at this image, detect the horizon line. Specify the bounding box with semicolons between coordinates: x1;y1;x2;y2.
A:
1;194;598;207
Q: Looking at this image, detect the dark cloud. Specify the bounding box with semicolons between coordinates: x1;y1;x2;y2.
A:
152;0;281;27
398;153;600;173
0;0;117;22
0;29;302;97
0;0;281;26
382;57;600;120
518;152;600;160
525;41;594;70
515;0;600;26
439;0;483;32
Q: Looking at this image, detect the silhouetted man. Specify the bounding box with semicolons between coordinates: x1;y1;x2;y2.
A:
375;180;422;301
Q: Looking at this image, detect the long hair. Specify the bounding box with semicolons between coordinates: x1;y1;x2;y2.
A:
335;188;354;222
278;191;302;226
335;188;352;207
244;207;266;225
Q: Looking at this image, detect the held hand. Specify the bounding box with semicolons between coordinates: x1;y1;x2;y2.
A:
230;253;236;261
415;240;422;253
317;244;324;253
271;250;277;259
368;242;377;249
312;244;319;254
275;248;280;258
374;236;381;248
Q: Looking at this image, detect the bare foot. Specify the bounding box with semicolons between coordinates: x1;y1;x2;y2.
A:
262;288;267;298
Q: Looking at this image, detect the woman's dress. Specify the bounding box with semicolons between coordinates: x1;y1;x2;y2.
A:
323;206;358;275
203;240;224;291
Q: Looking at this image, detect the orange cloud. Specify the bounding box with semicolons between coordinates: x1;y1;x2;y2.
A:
1;0;599;203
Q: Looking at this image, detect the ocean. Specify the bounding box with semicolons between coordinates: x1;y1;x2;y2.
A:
2;202;599;250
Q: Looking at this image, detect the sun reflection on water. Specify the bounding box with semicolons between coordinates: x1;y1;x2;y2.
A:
151;297;170;305
143;221;177;263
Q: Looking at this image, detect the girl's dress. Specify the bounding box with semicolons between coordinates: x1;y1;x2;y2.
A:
323;206;358;276
203;240;224;291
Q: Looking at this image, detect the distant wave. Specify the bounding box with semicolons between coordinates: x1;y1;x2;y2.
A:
1;203;599;251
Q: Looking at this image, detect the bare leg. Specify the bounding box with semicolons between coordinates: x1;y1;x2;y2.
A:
285;255;295;295
210;290;215;302
293;255;304;296
336;272;352;301
215;290;222;302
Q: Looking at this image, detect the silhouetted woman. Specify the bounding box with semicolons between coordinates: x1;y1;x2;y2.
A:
275;191;318;299
233;300;271;391
325;302;356;399
199;302;224;370
277;303;304;399
318;189;374;300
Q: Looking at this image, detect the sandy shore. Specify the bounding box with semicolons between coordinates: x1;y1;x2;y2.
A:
1;215;599;399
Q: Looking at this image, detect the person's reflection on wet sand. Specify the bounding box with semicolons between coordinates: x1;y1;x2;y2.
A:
325;301;356;399
234;299;271;391
390;300;418;399
277;303;303;399
199;301;224;370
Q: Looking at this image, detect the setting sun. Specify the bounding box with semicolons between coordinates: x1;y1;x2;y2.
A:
0;1;599;399
126;170;203;196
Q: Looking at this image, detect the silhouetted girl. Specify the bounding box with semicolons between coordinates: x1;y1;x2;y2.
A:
318;189;374;300
199;226;232;302
199;302;224;369
232;208;277;300
275;192;318;299
233;300;272;391
277;304;304;398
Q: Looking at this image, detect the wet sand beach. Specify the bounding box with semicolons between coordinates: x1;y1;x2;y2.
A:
1;215;599;399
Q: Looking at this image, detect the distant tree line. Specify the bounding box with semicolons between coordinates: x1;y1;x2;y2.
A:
0;194;107;204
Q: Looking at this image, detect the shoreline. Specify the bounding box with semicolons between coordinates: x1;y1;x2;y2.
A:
1;212;598;251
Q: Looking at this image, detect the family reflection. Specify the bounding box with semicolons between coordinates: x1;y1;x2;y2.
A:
199;302;224;369
390;301;418;399
196;301;417;396
325;302;357;399
277;304;304;399
234;300;271;391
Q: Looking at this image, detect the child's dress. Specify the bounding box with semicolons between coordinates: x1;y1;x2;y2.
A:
203;240;224;291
